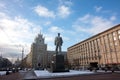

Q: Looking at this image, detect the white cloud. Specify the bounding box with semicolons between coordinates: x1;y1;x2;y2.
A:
47;45;55;51
59;0;73;7
94;6;102;12
57;5;71;18
110;16;116;21
48;26;64;33
0;12;41;61
0;16;41;44
94;6;114;14
62;36;70;41
34;1;72;19
42;33;55;50
77;14;91;23
0;12;9;19
0;3;6;9
73;14;116;35
34;5;55;18
44;21;51;26
45;36;54;43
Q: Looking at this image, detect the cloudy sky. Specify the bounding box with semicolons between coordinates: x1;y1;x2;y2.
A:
0;0;120;62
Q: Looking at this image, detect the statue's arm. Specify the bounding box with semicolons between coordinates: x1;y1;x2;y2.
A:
60;37;63;45
54;37;57;45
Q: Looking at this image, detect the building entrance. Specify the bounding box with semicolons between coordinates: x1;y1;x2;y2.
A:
90;62;98;68
88;62;99;70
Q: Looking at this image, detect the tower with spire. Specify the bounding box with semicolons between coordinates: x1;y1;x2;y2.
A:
31;32;47;68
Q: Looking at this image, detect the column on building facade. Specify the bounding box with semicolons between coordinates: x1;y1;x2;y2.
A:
104;35;109;64
79;45;82;67
111;31;118;64
85;43;88;67
96;39;99;64
107;34;113;64
80;44;82;67
72;48;74;68
93;39;97;60
99;36;105;65
101;36;108;65
88;41;91;61
84;43;87;68
85;43;88;66
86;42;89;65
83;44;85;67
116;30;120;63
92;40;95;60
96;38;101;65
78;45;81;68
82;43;85;67
71;49;73;67
91;40;94;60
115;31;119;64
87;42;90;63
80;44;83;67
93;40;95;60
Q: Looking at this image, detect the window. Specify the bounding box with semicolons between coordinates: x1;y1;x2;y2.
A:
114;37;117;40
119;36;120;39
110;43;113;46
104;36;108;43
115;42;118;46
113;32;116;36
118;30;120;34
108;34;112;41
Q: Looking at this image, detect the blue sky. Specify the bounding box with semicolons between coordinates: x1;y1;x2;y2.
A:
0;0;120;62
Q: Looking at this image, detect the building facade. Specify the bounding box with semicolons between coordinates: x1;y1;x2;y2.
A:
67;24;120;69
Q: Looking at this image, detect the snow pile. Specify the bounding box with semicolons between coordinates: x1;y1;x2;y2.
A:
0;71;6;75
34;70;94;78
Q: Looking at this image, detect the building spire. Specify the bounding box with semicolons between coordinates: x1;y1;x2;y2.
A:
40;30;41;35
22;47;24;61
0;53;2;58
17;56;19;61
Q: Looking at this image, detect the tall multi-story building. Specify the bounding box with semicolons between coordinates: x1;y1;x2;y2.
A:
32;33;47;68
26;33;47;68
67;24;120;69
14;57;21;67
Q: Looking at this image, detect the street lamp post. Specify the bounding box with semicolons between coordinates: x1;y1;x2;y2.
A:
22;47;24;62
18;44;24;69
21;47;24;68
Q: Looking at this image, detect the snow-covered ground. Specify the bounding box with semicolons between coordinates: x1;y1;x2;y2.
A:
0;71;6;75
34;70;94;78
0;71;13;76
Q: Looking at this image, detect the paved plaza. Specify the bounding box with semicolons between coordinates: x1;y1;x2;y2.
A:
42;73;120;80
0;70;120;80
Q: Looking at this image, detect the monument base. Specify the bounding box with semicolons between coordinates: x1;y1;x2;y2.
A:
49;54;69;73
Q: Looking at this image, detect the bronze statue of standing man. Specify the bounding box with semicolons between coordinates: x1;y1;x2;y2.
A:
54;33;63;54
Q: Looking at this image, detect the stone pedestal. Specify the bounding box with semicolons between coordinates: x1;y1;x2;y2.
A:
50;54;68;72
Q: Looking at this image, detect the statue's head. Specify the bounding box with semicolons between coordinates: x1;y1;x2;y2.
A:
58;33;60;36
